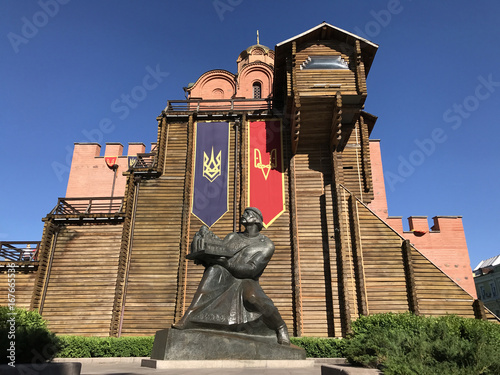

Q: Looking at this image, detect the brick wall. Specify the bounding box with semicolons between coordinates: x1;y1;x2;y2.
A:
368;141;476;297
392;216;476;297
65;142;152;198
367;140;388;218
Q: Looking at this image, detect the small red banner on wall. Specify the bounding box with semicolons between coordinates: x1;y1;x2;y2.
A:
248;120;285;228
105;156;118;169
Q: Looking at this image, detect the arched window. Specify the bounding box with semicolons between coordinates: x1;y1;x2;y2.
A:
212;88;224;99
253;82;261;99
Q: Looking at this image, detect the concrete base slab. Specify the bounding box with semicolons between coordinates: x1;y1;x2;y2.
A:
150;328;307;361
54;357;145;364
142;358;315;369
0;362;81;375
321;364;383;375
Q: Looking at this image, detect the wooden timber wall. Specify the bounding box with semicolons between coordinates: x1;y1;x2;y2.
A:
30;117;498;337
36;223;123;336
347;187;498;321
293;144;341;337
118;122;188;335
340;122;374;204
0;270;36;309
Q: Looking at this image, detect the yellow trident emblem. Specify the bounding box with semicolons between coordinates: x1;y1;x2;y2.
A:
254;148;277;180
203;147;221;182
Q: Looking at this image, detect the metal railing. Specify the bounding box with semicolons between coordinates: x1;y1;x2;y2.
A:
165;98;273;112
0;241;40;262
129;152;157;170
49;197;124;215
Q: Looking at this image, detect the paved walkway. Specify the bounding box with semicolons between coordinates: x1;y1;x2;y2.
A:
54;357;381;375
82;364;322;375
55;358;338;375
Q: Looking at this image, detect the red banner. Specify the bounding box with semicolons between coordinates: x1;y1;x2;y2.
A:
248;120;285;228
105;156;118;169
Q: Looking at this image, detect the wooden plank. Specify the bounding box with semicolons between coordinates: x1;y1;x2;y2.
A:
401;240;419;314
175;115;195;322
350;196;368;316
288;155;303;336
294;146;336;337
38;224;123;336
120;122;188;336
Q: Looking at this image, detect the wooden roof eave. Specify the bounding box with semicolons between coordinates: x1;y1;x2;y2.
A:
360;110;378;136
274;22;378;77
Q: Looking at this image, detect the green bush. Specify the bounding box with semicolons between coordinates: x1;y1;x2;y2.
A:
344;313;500;375
55;334;344;359
56;336;154;358
291;336;346;358
0;306;62;364
10;311;495;374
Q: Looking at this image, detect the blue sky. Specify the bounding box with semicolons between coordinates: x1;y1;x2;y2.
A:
1;0;499;269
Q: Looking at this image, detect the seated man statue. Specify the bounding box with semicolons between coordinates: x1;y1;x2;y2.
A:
173;207;290;345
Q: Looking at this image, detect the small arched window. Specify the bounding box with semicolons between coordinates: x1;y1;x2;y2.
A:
253;82;261;99
212;88;224;99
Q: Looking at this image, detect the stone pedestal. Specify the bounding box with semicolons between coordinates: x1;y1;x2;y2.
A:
150;328;306;360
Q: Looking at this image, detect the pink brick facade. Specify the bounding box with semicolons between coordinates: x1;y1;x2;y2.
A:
65;142;152;198
368;140;388;218
187;44;274;100
188;70;237;100
369;141;476;297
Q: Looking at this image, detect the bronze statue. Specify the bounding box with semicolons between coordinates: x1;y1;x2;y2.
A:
173;207;290;345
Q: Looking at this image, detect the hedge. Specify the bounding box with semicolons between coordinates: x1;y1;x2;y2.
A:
344;312;500;375
0;306;62;364
56;336;154;358
290;336;346;358
54;335;345;358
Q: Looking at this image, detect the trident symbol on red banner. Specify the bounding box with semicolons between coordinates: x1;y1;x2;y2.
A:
253;148;277;180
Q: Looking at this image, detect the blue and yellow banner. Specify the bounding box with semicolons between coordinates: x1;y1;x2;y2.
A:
128;156;138;169
192;122;229;227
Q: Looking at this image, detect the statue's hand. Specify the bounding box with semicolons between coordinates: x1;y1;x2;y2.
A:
197;238;204;252
212;256;228;268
